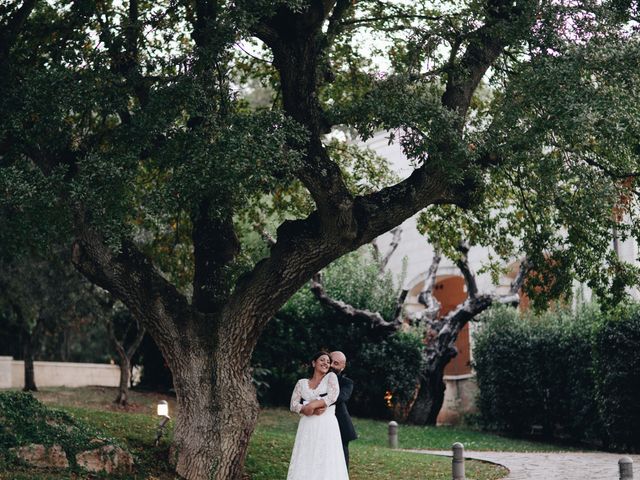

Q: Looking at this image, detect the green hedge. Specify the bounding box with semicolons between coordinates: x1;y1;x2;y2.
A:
593;305;640;450
474;304;639;450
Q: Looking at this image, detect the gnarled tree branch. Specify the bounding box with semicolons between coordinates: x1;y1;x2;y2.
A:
454;241;478;298
415;249;443;321
71;218;191;357
309;272;400;331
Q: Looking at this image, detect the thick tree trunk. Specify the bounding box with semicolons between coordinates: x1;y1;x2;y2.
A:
169;341;259;480
407;365;447;425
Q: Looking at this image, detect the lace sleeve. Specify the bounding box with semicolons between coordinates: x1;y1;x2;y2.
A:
323;372;340;406
290;380;303;413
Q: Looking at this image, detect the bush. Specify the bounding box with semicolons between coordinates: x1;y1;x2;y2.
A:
475;303;640;450
593;304;640;451
0;391;123;467
473;307;549;435
350;332;425;418
473;305;604;443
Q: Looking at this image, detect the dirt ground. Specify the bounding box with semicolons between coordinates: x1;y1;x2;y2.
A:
30;386;177;415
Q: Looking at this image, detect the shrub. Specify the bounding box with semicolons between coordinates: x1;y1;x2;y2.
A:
473;307;547;434
473;305;603;442
350;332;425;418
593;304;640;451
0;391;123;467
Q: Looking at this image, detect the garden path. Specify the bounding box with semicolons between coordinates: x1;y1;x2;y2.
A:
410;449;640;479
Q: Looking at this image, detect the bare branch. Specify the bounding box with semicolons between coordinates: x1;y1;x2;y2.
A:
370;238;381;264
309;273;399;331
379;227;403;272
423;292;494;371
497;257;531;306
126;319;146;358
510;258;531;295
414;250;442;322
419;249;442;303
393;288;409;324
454;241;478;298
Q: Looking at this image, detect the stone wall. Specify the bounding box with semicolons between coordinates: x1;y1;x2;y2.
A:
436;374;478;426
0;356;124;389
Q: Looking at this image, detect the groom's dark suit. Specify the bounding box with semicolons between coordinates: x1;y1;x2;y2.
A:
335;373;357;468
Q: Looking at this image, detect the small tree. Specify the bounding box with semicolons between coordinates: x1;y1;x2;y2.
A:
0;251;102;391
95;294;146;406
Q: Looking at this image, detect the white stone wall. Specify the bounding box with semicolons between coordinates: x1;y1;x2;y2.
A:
0;356;12;388
0;357;124;389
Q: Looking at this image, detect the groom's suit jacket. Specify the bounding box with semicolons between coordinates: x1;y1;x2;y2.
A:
335;373;357;442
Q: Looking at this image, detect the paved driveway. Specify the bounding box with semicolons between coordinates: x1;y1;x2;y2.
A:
410;449;639;479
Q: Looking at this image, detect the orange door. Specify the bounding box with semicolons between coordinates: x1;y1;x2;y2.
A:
432;276;472;376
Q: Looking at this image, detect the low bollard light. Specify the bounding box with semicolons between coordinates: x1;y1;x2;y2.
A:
155;400;171;446
388;421;398;449
452;442;465;480
619;456;634;480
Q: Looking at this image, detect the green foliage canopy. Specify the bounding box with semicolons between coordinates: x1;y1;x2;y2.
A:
1;0;639;305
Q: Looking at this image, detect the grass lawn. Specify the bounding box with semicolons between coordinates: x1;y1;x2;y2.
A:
1;386;573;479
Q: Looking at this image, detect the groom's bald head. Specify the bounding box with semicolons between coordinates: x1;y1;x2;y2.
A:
330;351;347;373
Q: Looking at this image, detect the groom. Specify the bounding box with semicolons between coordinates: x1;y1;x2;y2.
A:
303;350;357;467
326;350;357;468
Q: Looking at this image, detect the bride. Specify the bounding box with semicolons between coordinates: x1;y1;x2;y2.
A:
287;351;349;480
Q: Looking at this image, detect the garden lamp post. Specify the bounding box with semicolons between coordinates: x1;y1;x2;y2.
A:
155;400;171;446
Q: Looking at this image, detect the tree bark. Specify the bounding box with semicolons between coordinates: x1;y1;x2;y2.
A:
407;363;447;425
114;356;131;405
169;339;259;480
21;318;43;393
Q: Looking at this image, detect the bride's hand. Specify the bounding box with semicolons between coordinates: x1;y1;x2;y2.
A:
313;405;327;415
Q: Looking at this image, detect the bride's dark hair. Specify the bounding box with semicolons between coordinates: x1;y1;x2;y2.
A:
310;350;331;368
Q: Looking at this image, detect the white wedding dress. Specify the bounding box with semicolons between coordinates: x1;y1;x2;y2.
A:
287;372;349;480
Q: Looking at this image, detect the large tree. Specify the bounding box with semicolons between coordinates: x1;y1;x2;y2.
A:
1;0;639;479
